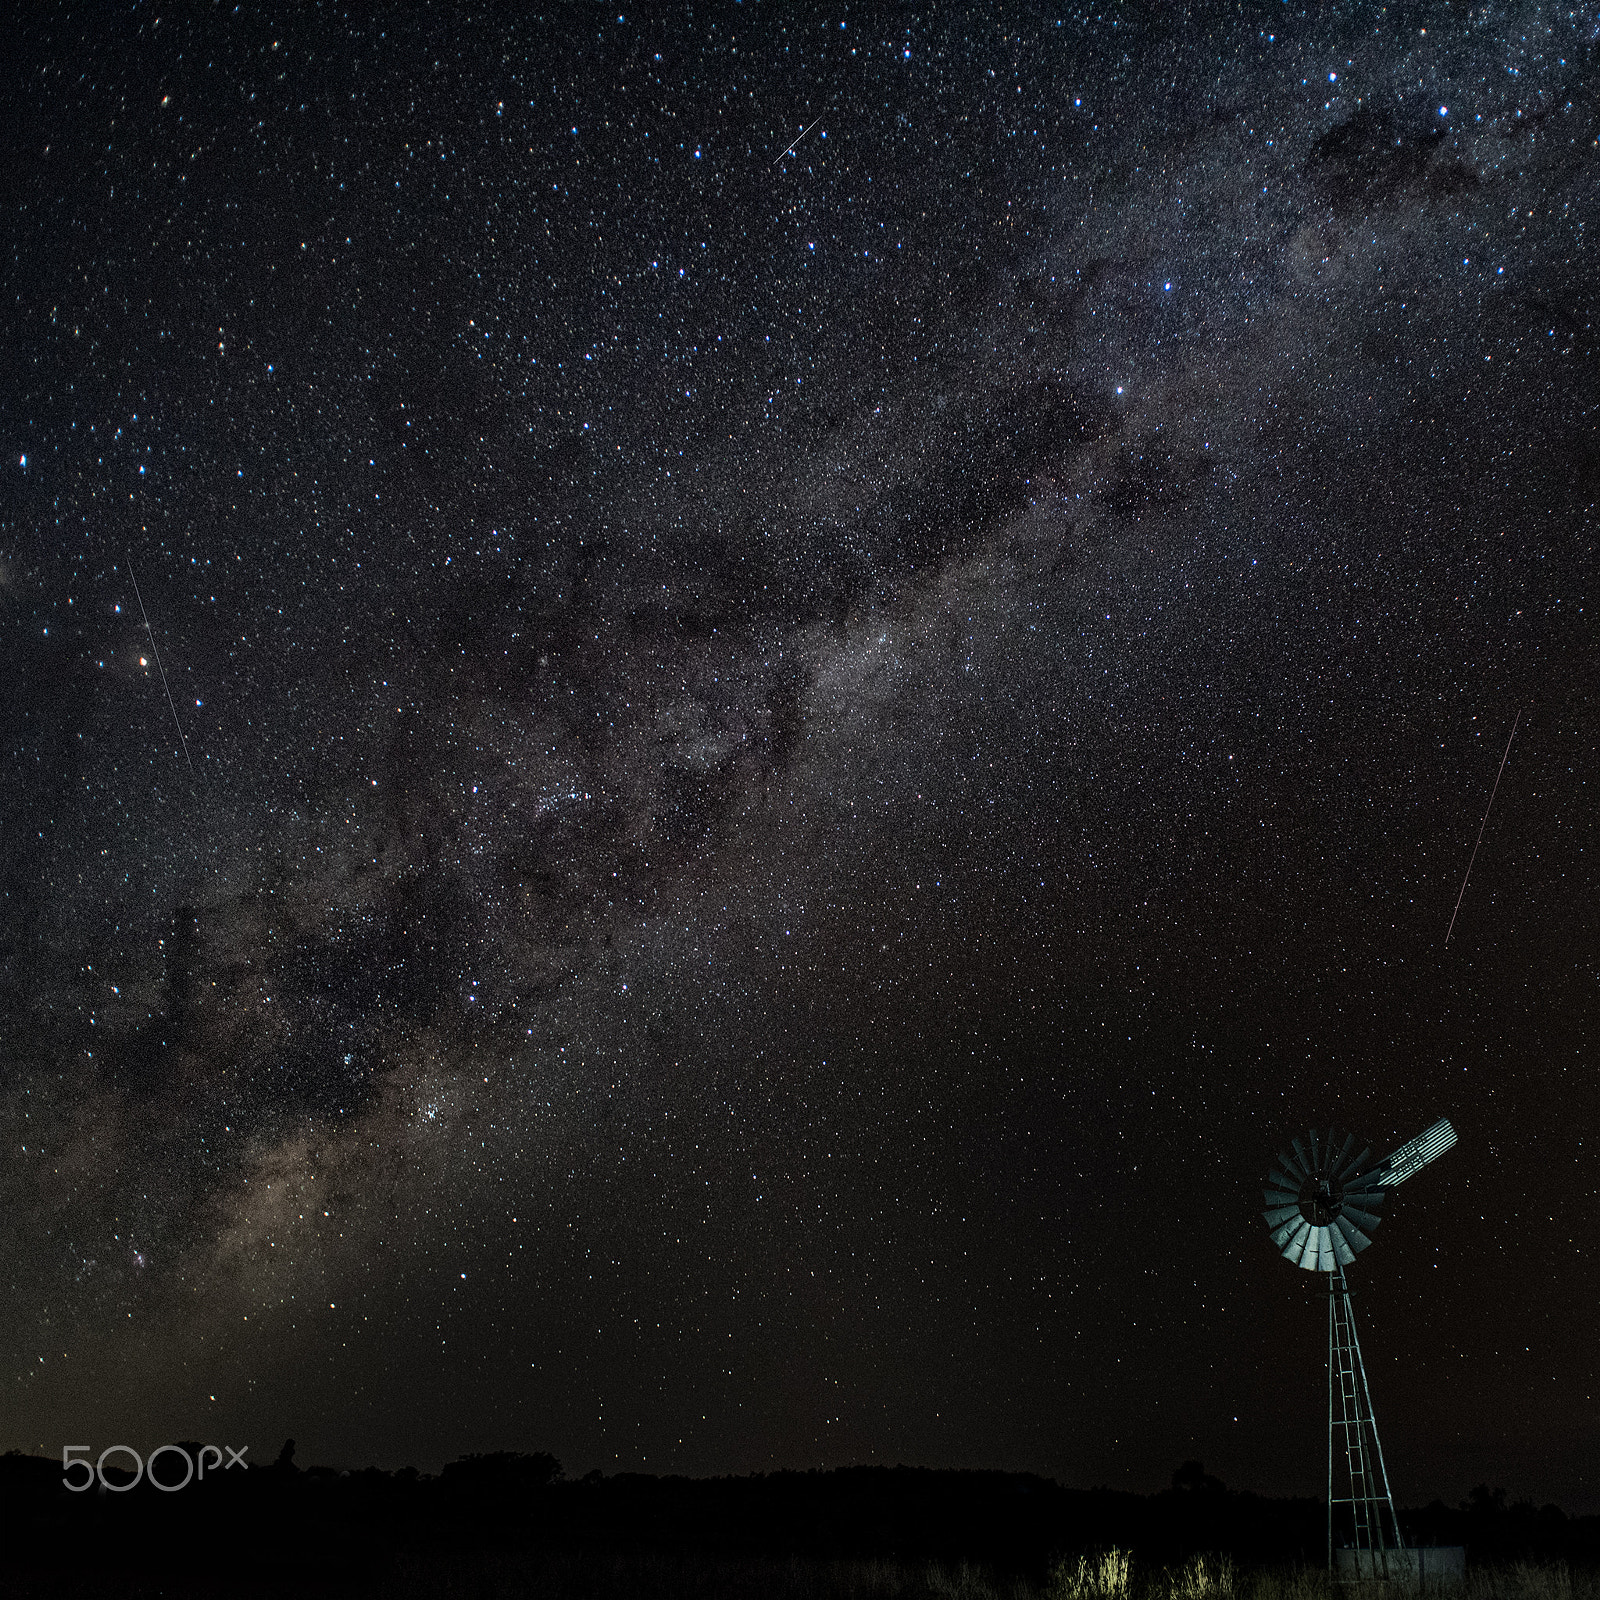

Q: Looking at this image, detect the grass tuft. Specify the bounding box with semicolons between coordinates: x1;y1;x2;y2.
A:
1049;1548;1135;1600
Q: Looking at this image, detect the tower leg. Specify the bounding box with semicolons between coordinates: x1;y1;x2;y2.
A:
1327;1276;1335;1574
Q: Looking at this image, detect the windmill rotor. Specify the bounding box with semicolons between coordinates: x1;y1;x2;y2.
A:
1262;1118;1456;1272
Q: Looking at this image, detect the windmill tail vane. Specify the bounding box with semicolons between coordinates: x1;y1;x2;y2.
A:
1376;1118;1458;1189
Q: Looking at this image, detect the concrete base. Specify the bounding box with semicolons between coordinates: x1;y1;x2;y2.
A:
1335;1548;1466;1588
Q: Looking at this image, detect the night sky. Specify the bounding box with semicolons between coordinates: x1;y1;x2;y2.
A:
3;4;1597;1512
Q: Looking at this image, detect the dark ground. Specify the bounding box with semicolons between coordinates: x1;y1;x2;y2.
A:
3;1449;1597;1598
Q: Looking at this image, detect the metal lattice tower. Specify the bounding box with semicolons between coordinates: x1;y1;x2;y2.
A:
1262;1119;1458;1576
1328;1267;1402;1573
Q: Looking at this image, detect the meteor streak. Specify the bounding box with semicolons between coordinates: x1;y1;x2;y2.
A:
126;553;196;776
772;116;823;166
1444;710;1520;946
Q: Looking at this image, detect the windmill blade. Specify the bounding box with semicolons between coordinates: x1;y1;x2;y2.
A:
1302;1226;1326;1270
1377;1118;1458;1187
1332;1131;1356;1172
1263;1185;1299;1207
1291;1136;1311;1175
1336;1143;1373;1181
1273;1217;1309;1251
1277;1145;1309;1182
1311;1228;1332;1271
1264;1203;1301;1227
1268;1167;1302;1195
1329;1227;1355;1268
1333;1214;1372;1254
1341;1204;1383;1234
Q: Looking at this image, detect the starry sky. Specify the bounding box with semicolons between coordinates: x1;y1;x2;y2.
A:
3;3;1597;1511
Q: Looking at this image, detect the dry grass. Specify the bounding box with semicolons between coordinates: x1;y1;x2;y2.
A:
1244;1566;1335;1600
1048;1549;1134;1600
7;1551;1597;1599
1469;1567;1600;1600
1162;1556;1238;1600
1038;1557;1600;1600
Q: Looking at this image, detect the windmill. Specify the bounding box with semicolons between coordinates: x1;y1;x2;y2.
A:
1262;1119;1458;1577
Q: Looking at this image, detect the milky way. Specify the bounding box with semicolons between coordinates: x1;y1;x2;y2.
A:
3;6;1597;1506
